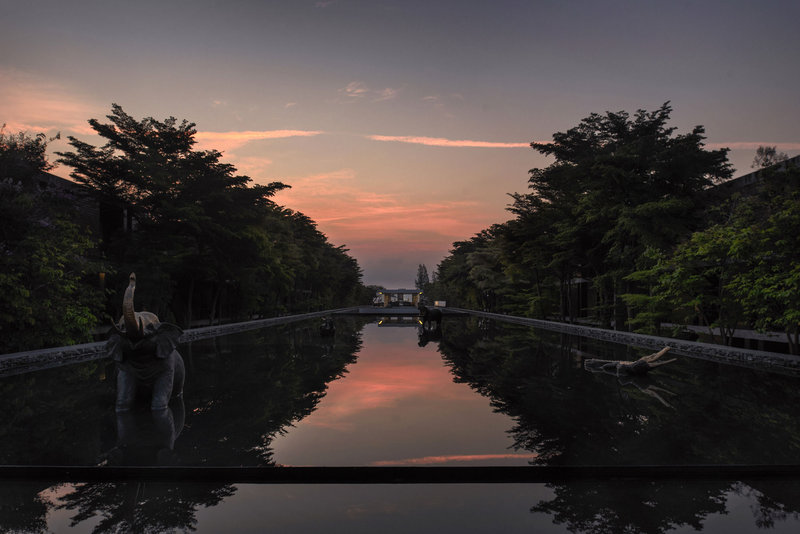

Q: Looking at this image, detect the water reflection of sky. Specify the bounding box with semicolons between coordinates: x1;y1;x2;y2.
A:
37;482;800;534
271;323;534;466
7;318;800;532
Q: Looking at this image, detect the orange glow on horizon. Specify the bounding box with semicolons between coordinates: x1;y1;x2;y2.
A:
0;68;99;138
273;169;501;253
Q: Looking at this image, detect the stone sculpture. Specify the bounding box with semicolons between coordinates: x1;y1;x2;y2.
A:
584;346;676;376
98;397;185;466
320;316;336;337
107;273;185;412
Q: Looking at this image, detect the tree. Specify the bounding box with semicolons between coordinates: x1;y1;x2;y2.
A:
624;228;744;345
627;162;800;353
414;264;430;291
57;104;292;324
508;102;732;326
0;128;104;352
752;145;789;169
727;164;800;353
57;105;368;323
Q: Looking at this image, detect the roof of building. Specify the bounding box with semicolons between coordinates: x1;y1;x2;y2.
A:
718;154;800;194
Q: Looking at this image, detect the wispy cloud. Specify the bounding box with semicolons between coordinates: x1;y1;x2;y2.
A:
194;129;323;153
374;88;400;102
368;134;529;148
340;81;370;100
422;93;465;117
339;81;401;102
707;141;800;151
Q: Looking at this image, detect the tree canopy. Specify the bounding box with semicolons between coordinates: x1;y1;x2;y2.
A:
55;105;366;328
431;106;800;353
0;128;103;352
1;106;368;352
433;103;732;323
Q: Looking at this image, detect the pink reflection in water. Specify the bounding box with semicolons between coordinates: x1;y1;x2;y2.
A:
271;323;524;466
371;453;537;466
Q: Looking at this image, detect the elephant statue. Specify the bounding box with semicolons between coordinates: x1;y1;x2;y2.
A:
98;396;186;466
107;273;185;412
418;304;443;331
417;324;442;347
320;316;336;337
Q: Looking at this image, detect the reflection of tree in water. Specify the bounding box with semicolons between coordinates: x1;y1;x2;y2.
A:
0;361;114;466
0;316;369;533
439;317;800;465
57;482;235;534
530;480;800;534
177;316;367;465
0;482;51;533
737;481;800;529
531;480;728;534
437;317;800;533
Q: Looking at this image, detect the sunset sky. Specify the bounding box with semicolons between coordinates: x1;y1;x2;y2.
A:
3;0;799;287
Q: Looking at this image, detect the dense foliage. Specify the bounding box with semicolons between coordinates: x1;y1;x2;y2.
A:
1;106;368;351
0;129;104;352
625;164;800;351
427;103;799;353
54;105;367;330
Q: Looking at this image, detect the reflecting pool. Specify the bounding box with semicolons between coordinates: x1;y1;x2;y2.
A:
2;315;800;532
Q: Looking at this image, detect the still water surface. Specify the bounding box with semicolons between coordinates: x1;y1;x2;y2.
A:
270;322;530;466
2;315;800;532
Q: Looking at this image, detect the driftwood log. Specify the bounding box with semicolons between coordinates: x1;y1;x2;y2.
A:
584;347;676;376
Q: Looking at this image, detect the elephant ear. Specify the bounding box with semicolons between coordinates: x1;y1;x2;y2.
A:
107;332;129;362
153;323;184;359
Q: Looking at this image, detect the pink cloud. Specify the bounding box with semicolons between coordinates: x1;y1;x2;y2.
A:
368;134;530;148
340;81;370;99
194;129;323;153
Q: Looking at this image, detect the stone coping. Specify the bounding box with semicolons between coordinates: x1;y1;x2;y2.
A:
451;308;800;375
0;308;358;377
2;307;798;377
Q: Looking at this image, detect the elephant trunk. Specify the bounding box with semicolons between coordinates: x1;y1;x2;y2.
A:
123;273;142;339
